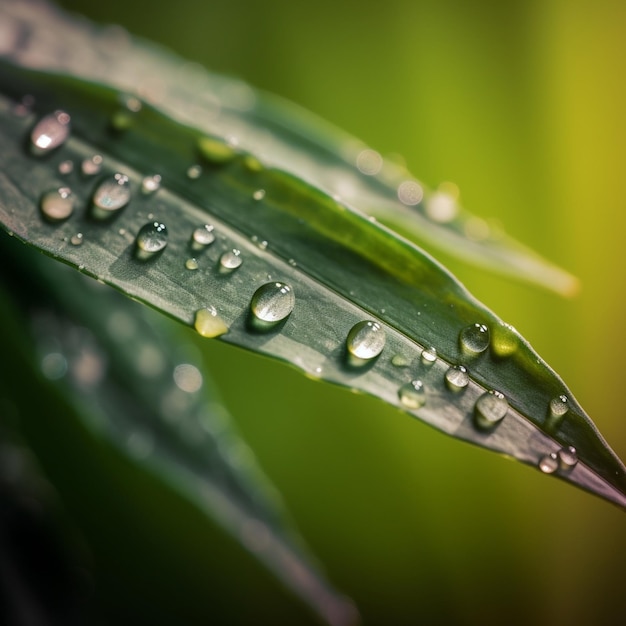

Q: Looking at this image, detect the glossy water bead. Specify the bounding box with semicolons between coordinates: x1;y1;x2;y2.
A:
460;323;490;354
346;321;386;361
30;110;71;155
474;390;508;430
398;380;426;409
250;282;295;323
136;221;168;254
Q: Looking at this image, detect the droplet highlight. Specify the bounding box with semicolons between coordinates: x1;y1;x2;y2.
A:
219;249;242;271
92;173;131;215
40;187;74;222
250;282;295;323
30;110;70;155
141;174;161;194
421;346;437;364
135;221;168;256
445;365;469;391
557;446;578;470
474;390;508;430
346;321;386;361
398;380;426;409
539;453;559;474
460;323;490;354
70;233;84;246
194;306;228;338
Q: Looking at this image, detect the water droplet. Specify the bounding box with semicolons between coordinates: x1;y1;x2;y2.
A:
421;346;437;364
356;149;383;176
253;189;265;201
40;187;74;222
135;221;168;256
92;173;131;216
251;235;268;250
243;155;264;172
445;365;469;391
460;323;490;354
141;174;161;194
397;180;424;206
288;258;297;267
474;390;508;430
173;363;203;393
550;395;569;417
191;224;215;249
58;160;73;175
194;306;228;338
398;380;426;409
219;249;242;271
391;354;410;368
539;452;559;474
492;324;519;358
30;110;70;155
185;258;199;270
425;191;458;223
81;154;103;176
346;320;385;361
250;282;295;323
70;233;84;246
197;136;236;164
187;164;202;179
557;446;578;470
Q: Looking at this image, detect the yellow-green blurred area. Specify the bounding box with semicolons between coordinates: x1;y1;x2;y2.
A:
49;1;626;624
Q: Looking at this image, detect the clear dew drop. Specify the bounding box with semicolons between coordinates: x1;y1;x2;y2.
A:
251;235;268;250
391;354;411;368
253;189;265;201
460;323;490;354
558;446;578;470
539;452;559;474
135;221;168;254
398;380;426;409
70;233;84;246
58;160;73;175
92;173;131;214
550;395;569;417
194;306;228;338
445;365;469;391
81;154;103;176
219;249;242;270
40;187;74;222
187;164;202;179
30;110;70;154
346;320;386;361
191;224;215;248
397;180;424;206
474;390;508;430
141;174;161;194
421;346;437;364
185;258;199;270
250;282;295;323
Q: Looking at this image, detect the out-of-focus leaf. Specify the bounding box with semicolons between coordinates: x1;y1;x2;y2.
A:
0;236;357;626
0;0;623;512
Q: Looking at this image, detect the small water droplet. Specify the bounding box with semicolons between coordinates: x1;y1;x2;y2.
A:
141;174;161;194
81;154;103;176
58;159;73;175
557;446;578;470
253;189;265;201
550;395;569;417
197;136;236;164
30;110;70;155
70;233;84;246
194;306;228;338
288;258;297;267
539;452;559;474
356;149;383;176
173;363;203;393
135;221;168;256
346;320;386;361
425;191;458;223
474;390;508;430
250;282;295;323
191;224;215;249
398;380;426;409
460;323;490;354
445;365;469;391
187;164;202;179
219;249;242;271
92;173;131;216
251;235;268;250
397;180;424;206
185;258;199;270
391;354;410;368
40;187;74;222
421;346;437;364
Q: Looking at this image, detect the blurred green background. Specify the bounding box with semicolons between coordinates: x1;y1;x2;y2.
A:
41;0;626;624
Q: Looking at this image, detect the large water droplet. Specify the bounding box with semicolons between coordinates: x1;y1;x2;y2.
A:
460;323;490;354
191;224;215;249
346;320;385;361
187;164;202;179
558;446;578;470
445;365;469;391
30;110;70;155
398;380;426;409
421;346;437;364
195;306;228;338
250;282;295;323
40;187;74;222
474;390;508;430
539;453;559;474
219;249;242;271
92;173;131;216
70;233;84;246
135;221;168;257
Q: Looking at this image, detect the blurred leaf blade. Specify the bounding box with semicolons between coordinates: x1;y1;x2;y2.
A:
0;0;624;516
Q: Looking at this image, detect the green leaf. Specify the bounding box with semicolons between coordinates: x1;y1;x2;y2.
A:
0;0;623;524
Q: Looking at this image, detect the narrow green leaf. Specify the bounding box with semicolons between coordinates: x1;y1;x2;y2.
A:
0;235;357;626
0;0;623;516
